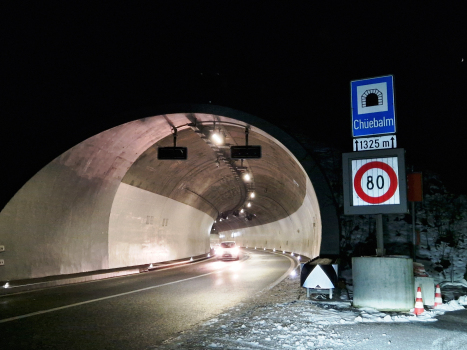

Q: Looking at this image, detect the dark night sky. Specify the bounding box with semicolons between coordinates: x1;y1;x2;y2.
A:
1;2;466;209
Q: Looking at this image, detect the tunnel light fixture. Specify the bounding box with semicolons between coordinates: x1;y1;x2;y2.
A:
211;130;224;145
247;202;251;208
243;173;251;181
283;250;285;254
290;269;297;277
273;248;276;252
240;209;244;213
291;252;294;256
190;257;193;261
4;282;9;289
297;256;301;260
250;192;255;199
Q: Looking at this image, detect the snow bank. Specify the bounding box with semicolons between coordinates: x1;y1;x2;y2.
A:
154;275;467;350
435;299;466;311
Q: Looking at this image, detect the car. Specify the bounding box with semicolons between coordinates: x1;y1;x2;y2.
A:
216;241;240;260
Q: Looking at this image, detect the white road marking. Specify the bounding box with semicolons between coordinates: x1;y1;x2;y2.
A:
0;269;221;324
265;252;296;290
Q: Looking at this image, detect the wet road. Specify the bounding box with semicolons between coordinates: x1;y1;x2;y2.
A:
1;249;295;350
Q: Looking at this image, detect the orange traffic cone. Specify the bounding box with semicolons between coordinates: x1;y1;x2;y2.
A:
434;284;443;308
414;286;425;315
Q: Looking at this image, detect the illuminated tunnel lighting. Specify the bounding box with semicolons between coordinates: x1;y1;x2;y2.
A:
211;131;223;145
240;209;244;213
247;202;251;208
243;173;251;181
250;192;255;198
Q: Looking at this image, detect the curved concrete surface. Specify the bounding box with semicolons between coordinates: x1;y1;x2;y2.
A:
0;105;339;282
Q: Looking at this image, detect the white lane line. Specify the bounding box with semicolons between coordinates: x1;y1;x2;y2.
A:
264;252;297;290
0;270;219;324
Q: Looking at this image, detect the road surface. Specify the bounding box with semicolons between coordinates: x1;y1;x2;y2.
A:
1;249;295;349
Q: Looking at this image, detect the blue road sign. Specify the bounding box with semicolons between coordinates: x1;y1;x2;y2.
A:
351;75;395;137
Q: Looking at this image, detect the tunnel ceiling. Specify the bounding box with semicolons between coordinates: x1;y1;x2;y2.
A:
121;121;306;232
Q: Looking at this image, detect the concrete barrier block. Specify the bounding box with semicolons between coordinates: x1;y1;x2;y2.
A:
414;277;435;306
352;257;415;311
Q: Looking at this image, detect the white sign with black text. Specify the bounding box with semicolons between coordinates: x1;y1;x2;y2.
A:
353;135;397;152
352;156;400;206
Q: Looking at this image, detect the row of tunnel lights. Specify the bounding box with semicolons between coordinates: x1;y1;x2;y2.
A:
213;190;255;226
232;247;301;277
211;129;255;216
248;247;301;261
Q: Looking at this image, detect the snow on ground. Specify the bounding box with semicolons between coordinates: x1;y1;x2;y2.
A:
151;273;467;350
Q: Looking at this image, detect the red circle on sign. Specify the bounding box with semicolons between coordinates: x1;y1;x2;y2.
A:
354;161;398;204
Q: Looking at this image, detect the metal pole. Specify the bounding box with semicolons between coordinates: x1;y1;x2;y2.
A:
376;214;384;256
412;201;416;262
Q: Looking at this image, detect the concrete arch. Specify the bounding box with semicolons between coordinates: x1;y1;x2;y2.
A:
0;105;338;282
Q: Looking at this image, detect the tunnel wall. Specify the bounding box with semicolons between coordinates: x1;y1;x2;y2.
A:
221;176;321;259
0;116;182;282
0;160;111;280
108;183;211;267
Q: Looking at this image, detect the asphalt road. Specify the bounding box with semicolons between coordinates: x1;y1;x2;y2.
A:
0;249;295;350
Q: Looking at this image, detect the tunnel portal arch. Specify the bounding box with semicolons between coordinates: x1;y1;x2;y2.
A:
0;105;339;282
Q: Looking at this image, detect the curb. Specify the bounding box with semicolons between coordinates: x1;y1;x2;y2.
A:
0;254;213;296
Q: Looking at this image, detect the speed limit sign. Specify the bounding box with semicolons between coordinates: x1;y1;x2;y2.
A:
342;149;407;214
352;158;399;205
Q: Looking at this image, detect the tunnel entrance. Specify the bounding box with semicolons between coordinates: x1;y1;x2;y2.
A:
0;105;339;282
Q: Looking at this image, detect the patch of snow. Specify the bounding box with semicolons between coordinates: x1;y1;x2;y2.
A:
435;299;466;311
154;275;467;350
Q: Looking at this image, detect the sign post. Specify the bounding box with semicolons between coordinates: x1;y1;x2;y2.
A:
346;75;404;256
346;77;414;308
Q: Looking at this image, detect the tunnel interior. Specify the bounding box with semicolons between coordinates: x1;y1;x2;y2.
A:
0;108;337;282
123;123;306;231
